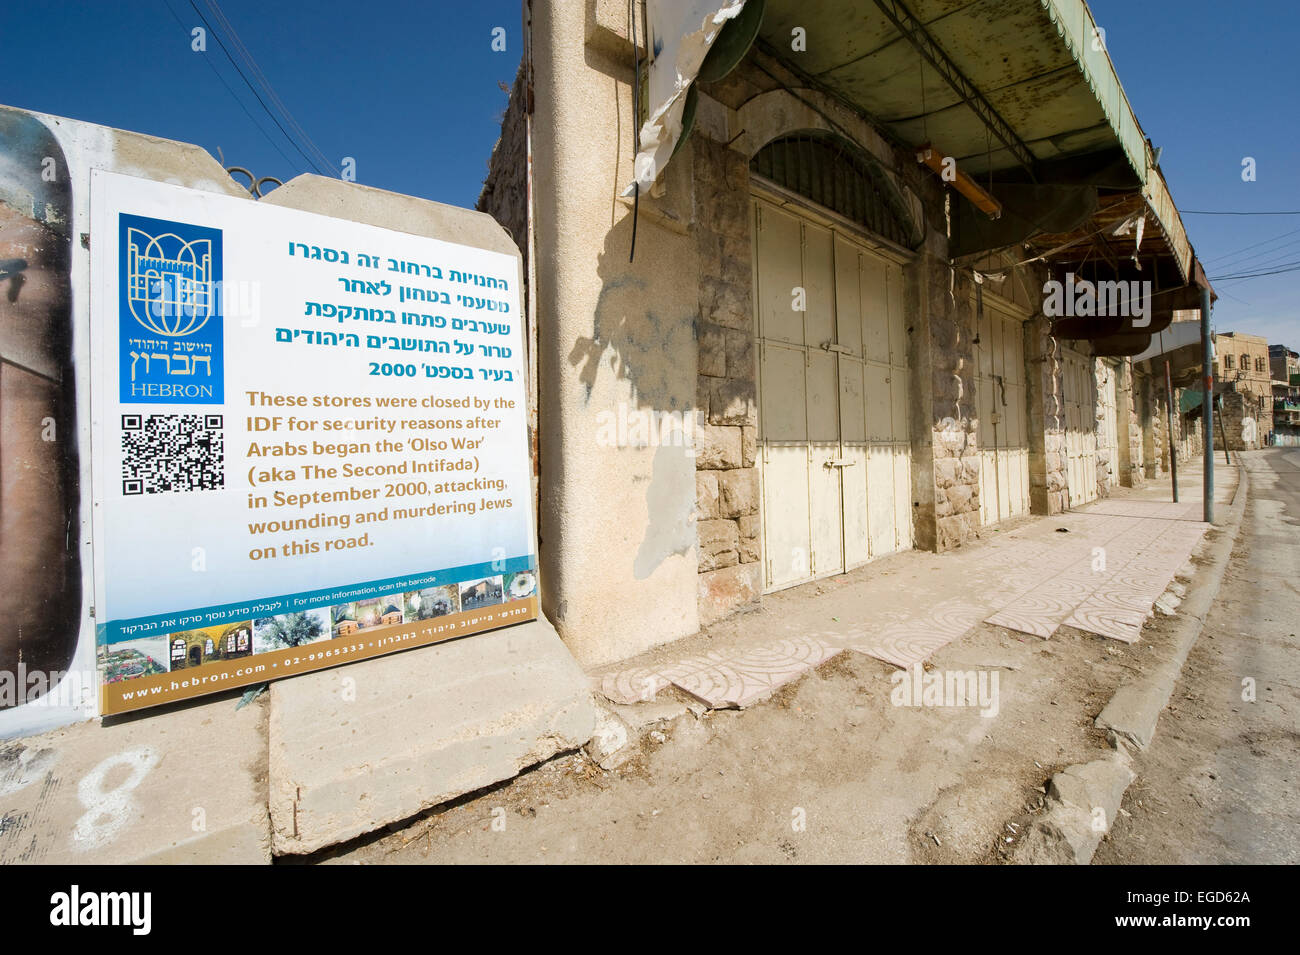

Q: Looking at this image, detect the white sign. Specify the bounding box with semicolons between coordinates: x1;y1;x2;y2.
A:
89;171;537;714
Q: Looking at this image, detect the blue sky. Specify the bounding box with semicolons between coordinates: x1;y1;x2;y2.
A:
2;1;1295;348
1090;0;1299;348
0;0;522;207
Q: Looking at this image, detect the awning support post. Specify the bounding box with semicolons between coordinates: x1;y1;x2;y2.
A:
1165;359;1178;503
1201;287;1214;523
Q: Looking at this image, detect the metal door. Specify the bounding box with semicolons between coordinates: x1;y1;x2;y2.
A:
1061;345;1099;507
754;196;911;593
1098;360;1120;489
974;298;1030;525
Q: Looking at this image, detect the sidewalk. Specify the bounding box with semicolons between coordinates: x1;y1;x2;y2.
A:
324;462;1239;865
593;464;1237;712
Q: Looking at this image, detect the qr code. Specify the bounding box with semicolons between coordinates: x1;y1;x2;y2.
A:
121;414;224;495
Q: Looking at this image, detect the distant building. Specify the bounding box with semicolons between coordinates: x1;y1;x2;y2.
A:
1212;332;1272;448
1269;344;1300;441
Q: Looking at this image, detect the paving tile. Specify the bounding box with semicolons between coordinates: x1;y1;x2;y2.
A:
844;599;986;668
671;638;842;708
984;500;1208;643
598;637;840;709
597;473;1226;711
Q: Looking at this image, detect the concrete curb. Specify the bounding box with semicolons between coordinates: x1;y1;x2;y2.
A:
1015;467;1250;865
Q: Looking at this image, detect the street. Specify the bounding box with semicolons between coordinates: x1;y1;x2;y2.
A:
315;463;1254;865
1096;449;1300;863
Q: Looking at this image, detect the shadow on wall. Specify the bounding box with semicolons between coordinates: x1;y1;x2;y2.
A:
0;108;82;703
568;212;698;579
931;261;978;437
568;213;696;414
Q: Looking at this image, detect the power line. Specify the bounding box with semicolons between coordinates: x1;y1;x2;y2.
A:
185;0;328;175
201;0;337;175
1183;210;1300;216
162;0;301;174
1203;226;1300;265
1212;260;1300;282
1206;237;1300;280
1224;241;1300;274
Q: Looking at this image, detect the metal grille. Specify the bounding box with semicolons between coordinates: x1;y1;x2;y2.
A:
750;134;914;248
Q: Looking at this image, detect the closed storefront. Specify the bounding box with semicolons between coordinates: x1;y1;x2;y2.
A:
1061;344;1099;508
753;193;911;592
973;294;1029;525
1097;359;1120;490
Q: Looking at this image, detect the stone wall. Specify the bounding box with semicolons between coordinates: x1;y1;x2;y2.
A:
692;136;761;625
920;253;982;549
1136;371;1158;481
476;58;536;507
1026;316;1068;515
1095;359;1115;499
1152;387;1169;479
1215;389;1268;451
1174;392;1203;462
1116;360;1144;488
476;60;527;258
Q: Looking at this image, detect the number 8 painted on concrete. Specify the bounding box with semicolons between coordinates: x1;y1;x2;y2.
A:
71;747;159;851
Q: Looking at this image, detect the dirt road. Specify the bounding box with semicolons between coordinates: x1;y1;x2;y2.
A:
1095;449;1300;864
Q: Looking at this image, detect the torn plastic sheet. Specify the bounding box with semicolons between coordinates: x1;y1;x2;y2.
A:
621;0;746;197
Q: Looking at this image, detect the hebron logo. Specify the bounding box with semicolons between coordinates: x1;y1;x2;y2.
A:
118;212;225;405
49;885;151;936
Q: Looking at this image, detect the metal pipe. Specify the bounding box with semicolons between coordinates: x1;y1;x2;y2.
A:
1165;359;1178;503
1201;286;1214;522
1216;394;1232;466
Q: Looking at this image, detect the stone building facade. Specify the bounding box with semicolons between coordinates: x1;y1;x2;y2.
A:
1214;331;1273;445
692;137;761;624
475;0;1208;668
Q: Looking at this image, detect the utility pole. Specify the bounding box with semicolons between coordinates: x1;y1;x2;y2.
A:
1201;287;1214;523
1165;359;1178;502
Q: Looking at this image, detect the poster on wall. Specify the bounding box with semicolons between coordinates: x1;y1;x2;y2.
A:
90;170;537;716
0;108;84;724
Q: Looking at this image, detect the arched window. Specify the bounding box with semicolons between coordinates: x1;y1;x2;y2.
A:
750;132;917;248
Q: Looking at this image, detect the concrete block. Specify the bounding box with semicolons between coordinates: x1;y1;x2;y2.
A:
695;423;742;469
268;618;596;855
708;377;756;426
695;471;720;519
1017;754;1135;865
724;328;755;381
737;513;760;563
699;323;727;378
584;0;649;64
0;694;270;864
697;518;740;571
263;174;518;259
698;562;761;627
584;708;635;770
1095;680;1167;749
718;467;759;518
